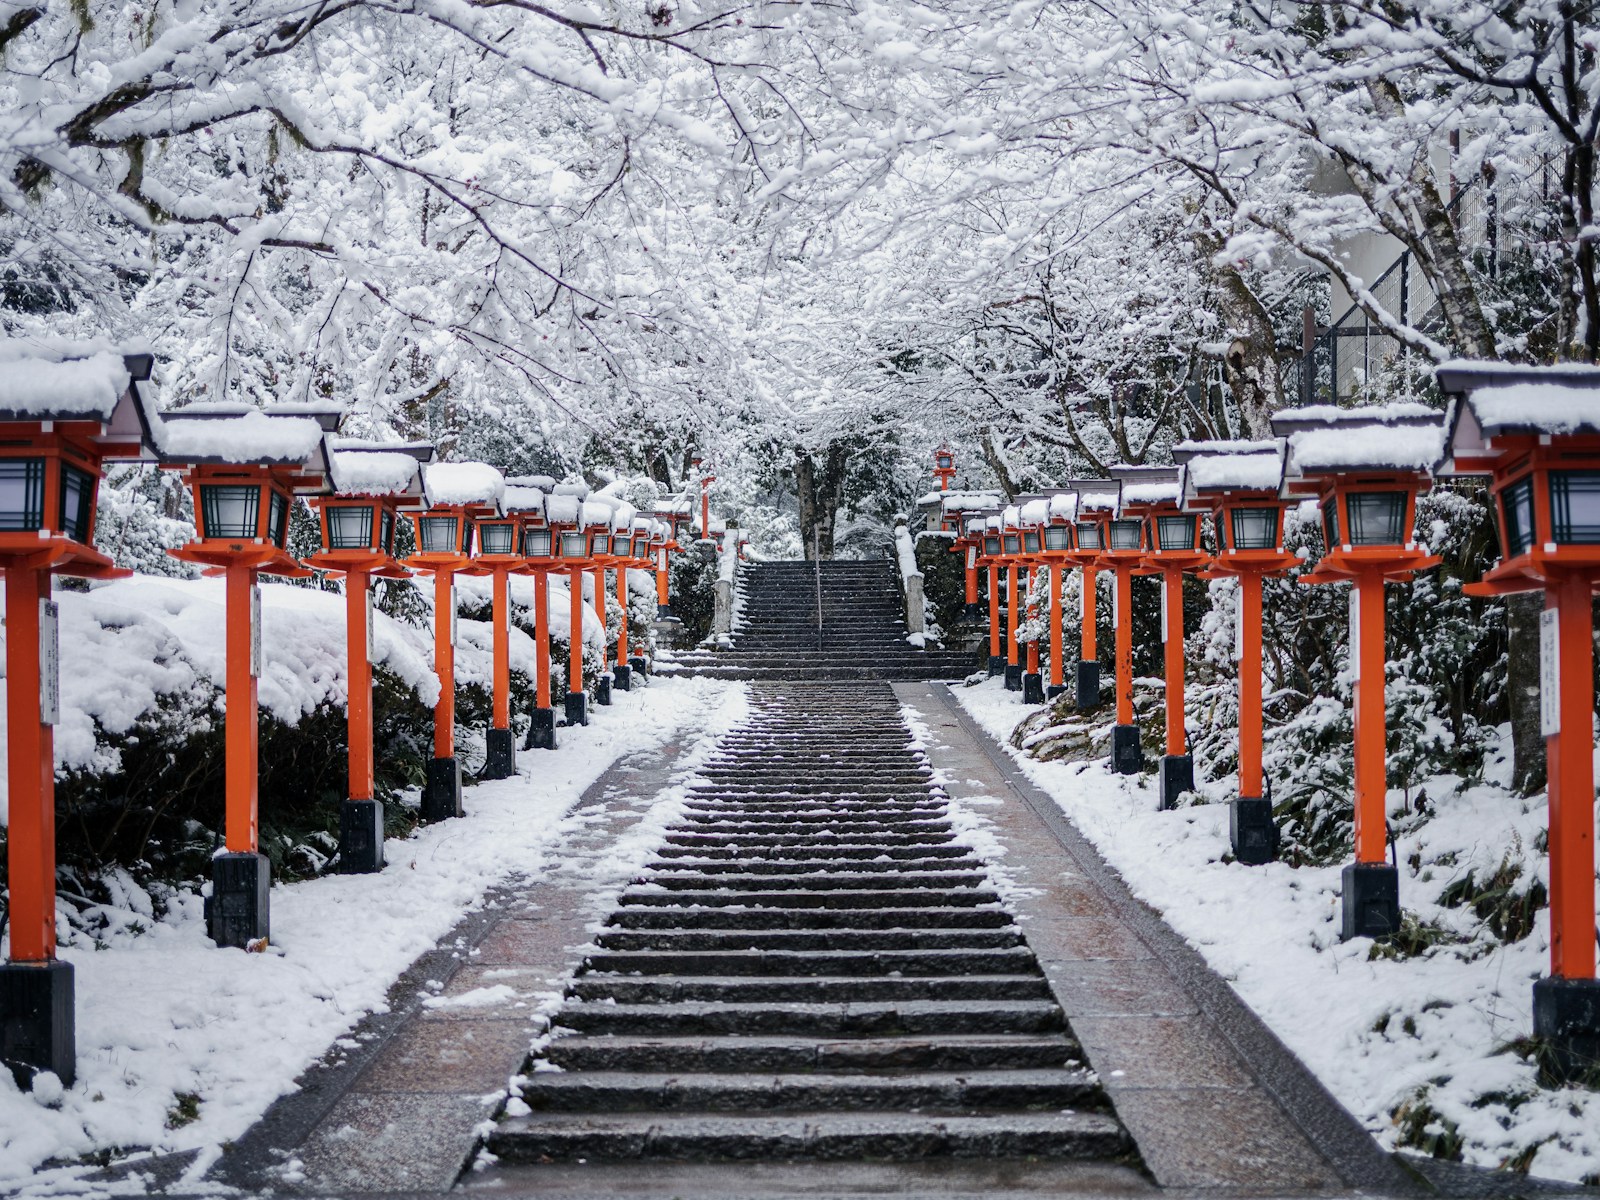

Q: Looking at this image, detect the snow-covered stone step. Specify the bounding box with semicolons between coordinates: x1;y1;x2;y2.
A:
551;998;1062;1038
539;1031;1082;1073
629;870;983;892
593;928;1022;955
650;843;975;862
566;974;1053;1005
580;945;1041;978
606;906;1012;932
516;1068;1102;1114
616;889;1001;912
643;856;980;876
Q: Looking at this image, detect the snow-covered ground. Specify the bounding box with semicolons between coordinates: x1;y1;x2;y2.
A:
954;678;1600;1185
0;671;742;1185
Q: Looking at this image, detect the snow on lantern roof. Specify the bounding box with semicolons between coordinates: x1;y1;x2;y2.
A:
506;474;558;491
1435;363;1600;472
0;338;133;420
941;490;1004;512
579;499;614;528
653;494;693;516
1109;465;1182;509
544;493;581;524
965;517;986;535
1018;498;1050;526
327;441;431;497
421;461;505;511
503;485;547;517
553;481;590;499
1282;419;1445;478
1271;402;1439;433
154;406;332;469
1068;479;1120;513
1002;504;1022;528
1171;438;1278;461
1048;492;1078;521
1178;441;1285;497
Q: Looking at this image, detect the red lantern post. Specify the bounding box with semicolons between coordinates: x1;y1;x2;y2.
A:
308;442;432;868
405;462;504;819
473;496;528;779
160;405;340;946
999;506;1025;691
1437;363;1600;1079
1079;478;1146;773
544;485;599;727
506;480;559;749
0;346;157;1087
1176;441;1296;865
1277;406;1445;939
1124;471;1211;809
933;445;956;491
1037;491;1079;700
1015;497;1053;704
976;516;1005;676
1067;480;1120;710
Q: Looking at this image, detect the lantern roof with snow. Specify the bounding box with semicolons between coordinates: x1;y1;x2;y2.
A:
1068;479;1120;515
420;461;504;513
1273;405;1446;481
1177;440;1285;501
1436;361;1600;473
1109;465;1182;511
326;440;432;498
0;339;160;457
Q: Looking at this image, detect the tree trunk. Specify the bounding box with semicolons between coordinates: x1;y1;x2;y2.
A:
1506;593;1547;794
1196;227;1281;436
796;444;849;560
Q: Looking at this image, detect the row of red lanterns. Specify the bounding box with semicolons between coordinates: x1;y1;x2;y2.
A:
928;366;1600;1080
0;346;699;1089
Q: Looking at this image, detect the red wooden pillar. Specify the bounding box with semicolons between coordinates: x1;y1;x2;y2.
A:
1161;570;1185;757
1024;567;1041;679
1546;572;1596;983
5;564;55;966
347;569;375;805
224;561;262;854
987;564;1001;672
1113;565;1134;727
1005;564;1021;689
433;569;457;763
1351;572;1389;867
528;570;558;749
1049;566;1065;693
567;567;589;726
1236;571;1264;804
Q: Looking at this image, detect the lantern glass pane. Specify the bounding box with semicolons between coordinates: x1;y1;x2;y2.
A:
1075;522;1101;549
560;531;587;558
1002;533;1021;554
936;454;953;468
1550;471;1600;544
524;528;553;558
380;510;395;554
592;534;610;556
1500;476;1535;557
419;515;460;553
984;535;1001;555
1044;525;1071;550
479;522;516;555
268;491;289;547
1321;498;1339;548
0;459;46;532
1023;530;1041;553
1347;491;1406;545
1109;519;1142;550
200;484;260;540
327;504;374;550
59;463;96;543
1156;514;1195;550
1228;506;1278;550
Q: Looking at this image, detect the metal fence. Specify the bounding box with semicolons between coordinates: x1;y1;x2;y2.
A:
1283;182;1490;406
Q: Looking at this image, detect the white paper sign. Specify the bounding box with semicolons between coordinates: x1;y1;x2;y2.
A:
39;599;59;726
1233;599;1244;662
249;584;263;678
1348;585;1361;661
1159;582;1168;643
1078;577;1086;621
966;546;977;570
366;588;376;664
450;583;459;649
1540;608;1561;737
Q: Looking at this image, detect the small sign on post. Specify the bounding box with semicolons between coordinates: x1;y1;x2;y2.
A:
1233;597;1244;662
1540;607;1561;737
39;599;59;726
367;587;377;664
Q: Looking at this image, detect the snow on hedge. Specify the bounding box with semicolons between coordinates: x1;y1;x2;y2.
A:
954;680;1600;1184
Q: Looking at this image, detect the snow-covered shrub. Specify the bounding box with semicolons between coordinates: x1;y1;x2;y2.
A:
93;466;196;578
914;529;967;640
668;547;717;644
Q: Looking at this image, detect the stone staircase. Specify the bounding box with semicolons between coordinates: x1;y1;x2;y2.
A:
659;559;977;681
485;682;1129;1166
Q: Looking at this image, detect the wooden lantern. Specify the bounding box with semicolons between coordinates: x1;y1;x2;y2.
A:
933;445;957;491
160;403;340;949
1176;440;1296;865
1436;362;1600;1080
1065;479;1121;711
0;345;158;1088
308;441;432;871
405;461;504;821
1276;405;1445;940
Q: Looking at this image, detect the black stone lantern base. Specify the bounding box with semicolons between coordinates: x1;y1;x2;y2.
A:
1046;683;1069;700
988;655;1004;677
656;604;677;621
338;799;386;874
482;728;517;779
613;664;633;691
527;707;558;750
596;673;613;706
0;961;75;1088
1229;798;1278;866
964;603;983;622
1340;862;1401;940
1075;661;1101;710
1533;977;1600;1084
422;756;463;822
1004;663;1022;691
565;692;590;727
1022;672;1045;704
630;654;648;680
1111;724;1143;775
1158;754;1195;810
207;852;271;948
